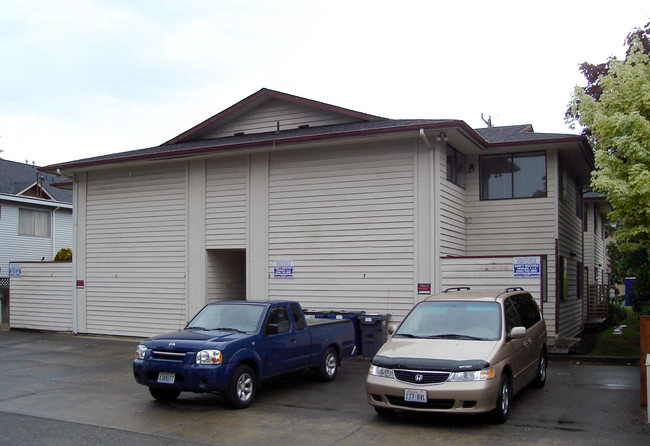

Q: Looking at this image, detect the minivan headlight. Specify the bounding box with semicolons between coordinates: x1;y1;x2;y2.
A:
368;364;395;379
448;367;495;382
196;349;222;364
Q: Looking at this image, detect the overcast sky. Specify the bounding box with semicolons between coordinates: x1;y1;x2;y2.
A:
0;0;647;167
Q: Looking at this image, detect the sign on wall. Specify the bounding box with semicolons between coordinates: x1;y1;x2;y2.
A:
273;260;294;278
513;257;541;278
9;263;21;278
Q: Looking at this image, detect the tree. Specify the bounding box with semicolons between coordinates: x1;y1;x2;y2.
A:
567;22;650;254
567;23;650;315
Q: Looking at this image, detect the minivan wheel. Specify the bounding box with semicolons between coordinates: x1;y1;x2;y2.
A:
532;351;547;388
491;374;511;423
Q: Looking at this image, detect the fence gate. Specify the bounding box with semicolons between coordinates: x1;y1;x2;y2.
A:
587;284;610;322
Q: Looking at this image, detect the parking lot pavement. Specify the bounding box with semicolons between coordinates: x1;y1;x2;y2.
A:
1;330;648;445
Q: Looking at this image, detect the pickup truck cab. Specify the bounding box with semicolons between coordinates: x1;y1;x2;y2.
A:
133;300;356;408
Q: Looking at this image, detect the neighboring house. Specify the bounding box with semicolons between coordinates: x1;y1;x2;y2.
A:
583;192;610;285
42;88;594;339
0;158;73;278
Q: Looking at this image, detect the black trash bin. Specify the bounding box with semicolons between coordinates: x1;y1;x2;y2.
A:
325;311;365;357
358;314;391;358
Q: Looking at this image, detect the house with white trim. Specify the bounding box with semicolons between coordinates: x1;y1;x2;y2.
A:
41;88;595;340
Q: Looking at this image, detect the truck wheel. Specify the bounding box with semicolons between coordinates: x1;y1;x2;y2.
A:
317;347;339;382
149;387;180;402
226;365;257;409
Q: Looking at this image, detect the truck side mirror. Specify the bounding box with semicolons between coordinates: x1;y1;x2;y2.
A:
387;323;398;335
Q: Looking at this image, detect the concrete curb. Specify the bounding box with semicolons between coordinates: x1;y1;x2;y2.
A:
549;354;640;366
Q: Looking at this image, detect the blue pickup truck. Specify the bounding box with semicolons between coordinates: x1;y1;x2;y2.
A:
133;300;356;408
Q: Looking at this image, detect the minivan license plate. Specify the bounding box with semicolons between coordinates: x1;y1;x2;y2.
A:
157;372;175;384
404;388;427;403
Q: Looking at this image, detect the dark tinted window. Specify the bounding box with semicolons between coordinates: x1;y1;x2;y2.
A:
290;303;305;330
511;294;541;329
504;299;521;334
266;305;291;334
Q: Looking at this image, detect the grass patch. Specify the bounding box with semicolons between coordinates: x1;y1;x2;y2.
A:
588;307;640;357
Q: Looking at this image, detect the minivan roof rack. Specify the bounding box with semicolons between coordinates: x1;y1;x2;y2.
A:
504;287;524;293
443;287;471;293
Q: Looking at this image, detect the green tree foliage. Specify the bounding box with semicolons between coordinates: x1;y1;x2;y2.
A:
567;23;650;314
567;23;650;252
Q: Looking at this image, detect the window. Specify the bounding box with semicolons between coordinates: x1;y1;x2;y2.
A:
558;158;567;203
575;184;583;218
290;303;305;330
480;152;546;200
511;294;541;329
558;256;568;301
19;208;51;237
265;305;291;334
504;299;521;333
446;145;466;188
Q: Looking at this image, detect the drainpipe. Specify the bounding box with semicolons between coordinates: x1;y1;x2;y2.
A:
72;179;78;334
51;207;60;259
419;129;433;150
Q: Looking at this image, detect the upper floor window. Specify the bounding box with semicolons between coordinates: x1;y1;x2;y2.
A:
479;152;547;200
19;208;51;237
446;145;466;188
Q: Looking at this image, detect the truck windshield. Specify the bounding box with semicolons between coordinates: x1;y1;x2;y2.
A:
395;301;501;341
187;304;266;333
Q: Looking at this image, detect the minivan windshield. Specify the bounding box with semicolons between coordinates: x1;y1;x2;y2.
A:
186;304;265;333
395;301;501;341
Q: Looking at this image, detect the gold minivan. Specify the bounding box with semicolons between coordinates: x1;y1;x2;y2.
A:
366;287;547;423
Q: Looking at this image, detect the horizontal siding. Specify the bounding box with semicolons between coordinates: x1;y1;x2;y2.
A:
440;147;467;256
0;203;57;276
9;262;73;331
84;165;188;337
268;143;415;319
201;99;361;139
205;156;248;248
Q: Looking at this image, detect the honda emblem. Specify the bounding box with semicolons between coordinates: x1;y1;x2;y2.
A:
415;374;423;382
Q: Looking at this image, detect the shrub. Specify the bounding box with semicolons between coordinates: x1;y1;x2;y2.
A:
54;248;72;262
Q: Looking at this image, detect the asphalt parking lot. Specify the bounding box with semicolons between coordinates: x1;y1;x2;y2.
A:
0;330;648;445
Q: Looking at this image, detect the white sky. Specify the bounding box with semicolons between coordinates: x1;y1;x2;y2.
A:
0;0;648;166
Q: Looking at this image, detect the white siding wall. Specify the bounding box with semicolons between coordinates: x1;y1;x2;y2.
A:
267;142;415;318
201;99;361;139
0;203;57;277
557;171;585;337
9;262;73;331
53;209;73;254
206;250;246;303
84;165;188;337
463;151;559;335
440;256;544;305
205;156;248;248
439;147;467;256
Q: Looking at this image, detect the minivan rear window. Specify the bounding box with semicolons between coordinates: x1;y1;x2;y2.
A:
395;301;501;341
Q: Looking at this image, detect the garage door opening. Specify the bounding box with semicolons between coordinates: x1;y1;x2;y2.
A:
206;249;246;303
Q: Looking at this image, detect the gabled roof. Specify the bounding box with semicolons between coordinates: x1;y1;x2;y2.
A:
41;88;592;179
165;88;386;145
0;158;72;203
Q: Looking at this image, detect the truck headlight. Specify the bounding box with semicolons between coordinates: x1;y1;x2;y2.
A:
448;367;495;382
368;364;395;379
196;349;222;364
135;344;147;360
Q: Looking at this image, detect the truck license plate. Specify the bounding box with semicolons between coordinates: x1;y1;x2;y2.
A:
157;372;175;384
404;388;427;403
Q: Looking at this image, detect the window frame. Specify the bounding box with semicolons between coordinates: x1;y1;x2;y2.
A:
479;151;547;200
445;145;466;189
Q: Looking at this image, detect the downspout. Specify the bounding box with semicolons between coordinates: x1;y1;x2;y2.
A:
419;129;433;150
72;179;78;334
52;207;60;259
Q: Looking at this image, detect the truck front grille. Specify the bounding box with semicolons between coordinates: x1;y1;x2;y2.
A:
151;350;188;361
